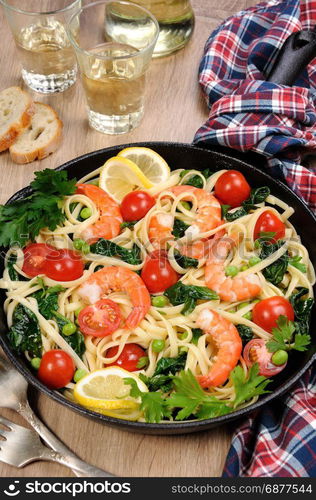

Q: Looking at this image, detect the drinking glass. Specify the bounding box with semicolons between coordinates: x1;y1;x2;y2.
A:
67;1;159;135
0;0;81;94
125;1;194;57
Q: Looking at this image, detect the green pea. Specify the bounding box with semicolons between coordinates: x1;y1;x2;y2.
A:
31;357;41;370
249;256;261;267
75;307;83;318
82;242;90;254
62;322;77;336
73;239;85;251
136;356;149;369
74;369;88;383
151;295;168;307
237;302;249;310
225;265;239;277
271;350;288;366
243;311;253;321
80;207;92;219
181;201;191;211
152;339;165;353
179;332;188;340
240;265;248;272
88;179;99;186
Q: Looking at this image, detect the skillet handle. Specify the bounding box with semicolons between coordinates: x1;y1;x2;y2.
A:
266;29;316;85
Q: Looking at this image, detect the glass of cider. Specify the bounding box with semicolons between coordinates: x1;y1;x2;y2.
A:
1;0;80;94
67;1;159;135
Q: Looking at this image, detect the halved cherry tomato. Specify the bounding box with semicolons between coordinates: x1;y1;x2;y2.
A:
253;210;286;243
38;350;75;389
22;243;56;278
44;248;84;281
141;250;179;293
214;170;251;208
106;343;146;372
243;339;287;376
252;296;294;333
78;299;122;337
120;191;155;221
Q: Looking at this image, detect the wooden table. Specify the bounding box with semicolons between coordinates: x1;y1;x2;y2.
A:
0;0;256;478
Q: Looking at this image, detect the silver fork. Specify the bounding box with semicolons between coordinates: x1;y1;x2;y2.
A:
0;355;112;476
0;414;90;471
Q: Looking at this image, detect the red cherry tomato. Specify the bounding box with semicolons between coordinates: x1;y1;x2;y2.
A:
120;191;155;221
252;296;294;333
214;170;251;208
78;299;122;337
141;250;179;293
243;339;287;376
106;343;146;372
22;243;56;278
254;210;286;243
38;350;75;389
44;248;84;281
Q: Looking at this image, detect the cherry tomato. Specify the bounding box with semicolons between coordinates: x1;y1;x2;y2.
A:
141;250;179;293
106;343;146;372
252;296;294;333
44;248;84;281
243;339;287;376
120;191;155;221
254;210;286;243
214;170;251;208
38;350;75;389
78;299;122;337
22;243;56;278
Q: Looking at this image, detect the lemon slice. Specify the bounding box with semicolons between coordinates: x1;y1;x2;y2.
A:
117;147;170;185
73;367;147;420
99;156;153;203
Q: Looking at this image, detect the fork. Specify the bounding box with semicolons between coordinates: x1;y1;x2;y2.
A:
0;355;112;476
0;414;94;471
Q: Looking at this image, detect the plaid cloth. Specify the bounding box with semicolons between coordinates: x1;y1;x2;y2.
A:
193;0;316;477
194;0;316;212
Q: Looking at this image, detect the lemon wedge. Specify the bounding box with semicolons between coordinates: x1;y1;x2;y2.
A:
99;156;153;203
117;147;170;185
73;367;147;421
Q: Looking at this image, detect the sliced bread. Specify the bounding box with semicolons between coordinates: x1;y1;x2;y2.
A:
0;86;34;152
9;102;63;164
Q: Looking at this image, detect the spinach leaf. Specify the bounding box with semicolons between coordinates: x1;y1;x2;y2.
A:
7;255;19;281
53;311;85;358
174;250;198;269
140;352;187;392
290;287;314;336
32;284;64;320
181;168;213;189
120;221;137;230
236;324;254;345
259;241;289;286
172;219;189;239
164;281;218;315
223;186;270;222
90;238;141;265
191;328;203;345
7;304;42;357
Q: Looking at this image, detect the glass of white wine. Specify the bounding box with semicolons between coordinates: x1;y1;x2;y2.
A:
67;1;159;135
125;1;195;57
0;0;81;94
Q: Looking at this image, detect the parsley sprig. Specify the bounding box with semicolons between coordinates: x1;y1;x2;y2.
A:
266;316;311;353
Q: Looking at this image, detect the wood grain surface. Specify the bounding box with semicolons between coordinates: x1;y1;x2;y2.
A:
0;0;256;478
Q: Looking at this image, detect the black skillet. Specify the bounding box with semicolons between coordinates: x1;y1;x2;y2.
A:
0;33;316;435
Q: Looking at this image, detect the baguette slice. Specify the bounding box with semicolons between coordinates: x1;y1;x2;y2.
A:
0;86;34;152
9;102;63;164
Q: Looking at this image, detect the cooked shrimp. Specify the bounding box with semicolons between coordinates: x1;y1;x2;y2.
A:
148;185;222;250
205;234;261;302
76;184;123;244
196;308;242;388
78;266;151;329
180;227;226;259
